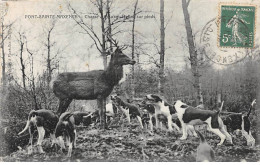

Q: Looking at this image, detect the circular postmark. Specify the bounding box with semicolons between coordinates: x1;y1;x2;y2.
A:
200;18;247;65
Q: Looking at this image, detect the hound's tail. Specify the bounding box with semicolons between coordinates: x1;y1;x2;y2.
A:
18;120;30;135
219;101;224;112
216;101;224;115
18;110;36;135
83;112;94;118
79;112;92;117
196;130;206;143
62;113;74;121
247;99;256;118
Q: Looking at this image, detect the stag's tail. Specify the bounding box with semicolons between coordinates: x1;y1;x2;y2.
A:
18;120;30;135
196;130;206;143
247;99;256;118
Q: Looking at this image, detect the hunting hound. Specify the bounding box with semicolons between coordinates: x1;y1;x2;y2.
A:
18;109;59;154
222;99;256;146
55;111;93;157
111;95;143;129
144;95;197;135
174;100;232;145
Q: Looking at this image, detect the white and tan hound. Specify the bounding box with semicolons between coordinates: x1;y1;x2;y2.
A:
18;109;59;154
111;95;143;129
55;111;93;157
144;95;197;136
174;100;232;145
222;99;256;146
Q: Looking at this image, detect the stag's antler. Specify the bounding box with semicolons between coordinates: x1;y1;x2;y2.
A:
120;45;128;50
106;35;129;50
107;35;119;48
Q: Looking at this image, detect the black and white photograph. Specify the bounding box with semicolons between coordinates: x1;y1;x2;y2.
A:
0;0;259;162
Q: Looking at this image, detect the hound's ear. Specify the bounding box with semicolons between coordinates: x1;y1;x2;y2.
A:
151;95;162;102
29;110;38;117
173;101;176;105
180;104;188;109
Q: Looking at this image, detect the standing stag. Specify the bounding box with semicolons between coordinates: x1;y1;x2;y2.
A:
52;44;135;122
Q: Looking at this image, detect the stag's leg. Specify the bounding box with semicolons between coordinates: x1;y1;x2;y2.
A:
57;98;72;115
103;98;107;128
97;97;106;129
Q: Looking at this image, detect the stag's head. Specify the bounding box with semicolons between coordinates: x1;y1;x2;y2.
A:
107;36;135;66
111;47;135;66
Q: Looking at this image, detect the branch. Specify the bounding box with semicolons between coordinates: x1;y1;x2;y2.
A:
68;3;102;52
165;10;174;30
187;0;191;7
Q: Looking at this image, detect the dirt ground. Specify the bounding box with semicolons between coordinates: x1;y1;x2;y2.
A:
2;122;260;162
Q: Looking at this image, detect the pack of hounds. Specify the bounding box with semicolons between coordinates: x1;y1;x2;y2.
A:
18;94;256;161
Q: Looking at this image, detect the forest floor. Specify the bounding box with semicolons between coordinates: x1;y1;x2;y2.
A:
2;122;260;162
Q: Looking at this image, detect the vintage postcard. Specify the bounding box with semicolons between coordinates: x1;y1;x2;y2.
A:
0;0;259;162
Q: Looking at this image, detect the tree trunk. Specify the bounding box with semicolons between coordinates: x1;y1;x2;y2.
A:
99;0;107;129
47;31;51;89
181;0;202;105
130;0;138;99
158;0;165;95
28;49;38;109
1;22;6;87
100;0;107;70
19;41;26;89
106;0;113;53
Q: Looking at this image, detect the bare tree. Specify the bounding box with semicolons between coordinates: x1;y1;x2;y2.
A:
1;21;6;87
26;42;39;110
130;0;139;99
43;21;58;89
68;1;135;69
106;0;113;53
16;31;26;89
68;1;108;69
0;5;12;87
158;0;165;95
99;0;108;69
182;0;202;105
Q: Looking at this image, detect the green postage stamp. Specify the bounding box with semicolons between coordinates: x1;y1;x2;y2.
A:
219;4;256;48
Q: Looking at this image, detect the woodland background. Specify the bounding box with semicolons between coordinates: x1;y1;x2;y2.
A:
0;0;259;161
